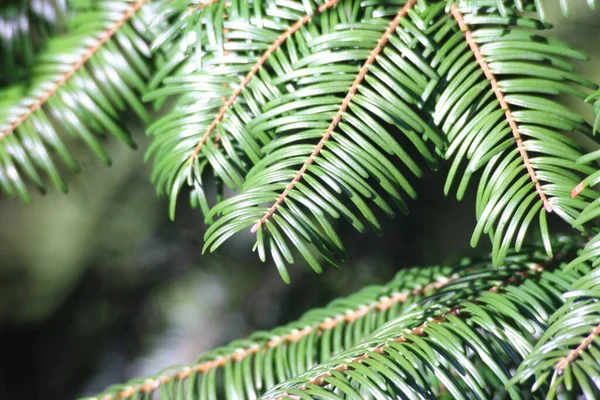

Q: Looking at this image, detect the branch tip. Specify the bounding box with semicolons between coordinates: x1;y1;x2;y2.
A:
572;181;584;198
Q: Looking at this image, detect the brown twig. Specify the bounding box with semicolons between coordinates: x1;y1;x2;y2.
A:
0;0;148;142
189;0;341;161
450;3;552;213
555;322;600;374
251;0;417;233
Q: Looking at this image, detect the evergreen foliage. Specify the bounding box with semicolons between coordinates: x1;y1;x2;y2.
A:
0;0;156;202
194;0;600;277
513;255;600;398
0;0;68;84
87;239;588;399
261;245;582;400
1;0;600;399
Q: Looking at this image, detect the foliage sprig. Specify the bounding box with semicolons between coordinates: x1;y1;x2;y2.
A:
0;0;155;201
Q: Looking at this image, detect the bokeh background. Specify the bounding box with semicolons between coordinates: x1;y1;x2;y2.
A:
0;2;598;399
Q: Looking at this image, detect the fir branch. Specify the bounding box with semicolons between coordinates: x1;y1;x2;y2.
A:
437;0;598;266
87;264;457;399
0;0;67;84
201;0;599;276
449;3;551;213
251;0;416;233
89;243;572;399
0;0;147;142
514;237;600;398
272;309;460;398
271;262;549;399
145;0;349;219
204;0;447;279
0;0;156;201
189;0;340;162
263;243;582;399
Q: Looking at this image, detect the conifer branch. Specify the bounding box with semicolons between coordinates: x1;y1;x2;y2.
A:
450;3;552;213
0;0;148;142
273;260;551;399
281;309;462;394
513;244;600;397
189;0;340;162
201;0;597;276
251;0;417;233
89;270;454;400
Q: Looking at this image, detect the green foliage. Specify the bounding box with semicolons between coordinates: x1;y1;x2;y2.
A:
86;264;453;399
513;258;600;398
86;239;592;399
260;262;584;399
0;0;155;202
165;0;599;280
439;2;598;266
145;0;326;221
3;0;598;272
0;0;68;84
2;0;600;399
202;0;449;281
86;243;568;399
146;0;600;225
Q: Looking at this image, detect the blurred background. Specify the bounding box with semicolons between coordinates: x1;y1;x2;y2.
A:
0;1;598;399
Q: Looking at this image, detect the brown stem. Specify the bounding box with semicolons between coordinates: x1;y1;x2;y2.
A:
91;273;455;400
449;3;552;213
250;0;417;233
0;0;148;142
555;322;600;374
189;0;341;161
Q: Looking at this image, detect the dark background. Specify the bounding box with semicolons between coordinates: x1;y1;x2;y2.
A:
0;2;598;399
